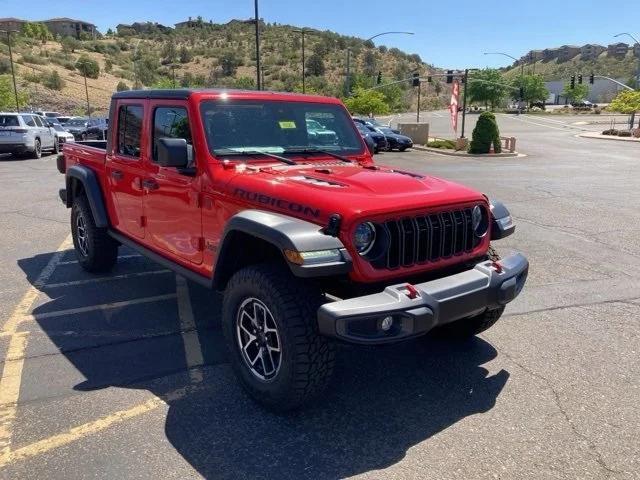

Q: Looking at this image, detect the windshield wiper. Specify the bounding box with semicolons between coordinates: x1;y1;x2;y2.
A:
283;147;354;163
213;149;296;166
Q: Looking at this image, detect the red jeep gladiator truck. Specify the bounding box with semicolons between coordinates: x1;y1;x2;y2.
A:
57;89;528;410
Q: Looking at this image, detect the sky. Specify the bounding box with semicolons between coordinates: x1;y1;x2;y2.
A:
2;0;639;69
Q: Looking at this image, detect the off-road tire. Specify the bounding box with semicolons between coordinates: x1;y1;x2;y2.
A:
31;139;41;159
222;263;335;411
433;244;504;338
71;195;118;272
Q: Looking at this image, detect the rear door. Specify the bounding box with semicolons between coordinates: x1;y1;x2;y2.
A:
143;101;202;264
105;101;147;239
34;116;55;149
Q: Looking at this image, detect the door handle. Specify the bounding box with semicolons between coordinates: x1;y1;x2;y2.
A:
142;179;159;191
110;170;124;181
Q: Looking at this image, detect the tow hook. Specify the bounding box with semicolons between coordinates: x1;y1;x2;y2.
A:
404;284;420;299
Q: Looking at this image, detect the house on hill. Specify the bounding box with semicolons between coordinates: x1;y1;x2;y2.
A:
44;18;97;39
607;42;629;57
0;17;25;32
580;44;605;60
557;45;580;62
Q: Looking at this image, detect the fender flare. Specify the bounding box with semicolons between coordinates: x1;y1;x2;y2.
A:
490;200;515;240
214;210;351;286
65;165;109;228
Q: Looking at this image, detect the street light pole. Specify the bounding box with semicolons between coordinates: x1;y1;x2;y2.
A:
293;29;307;93
1;30;20;112
254;0;261;90
484;51;524;110
345;49;351;96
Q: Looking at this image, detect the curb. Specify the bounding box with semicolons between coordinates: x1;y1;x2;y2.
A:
576;132;640;143
412;145;522;157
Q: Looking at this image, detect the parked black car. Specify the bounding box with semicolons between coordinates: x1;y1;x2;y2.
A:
355;123;388;153
375;126;413;151
64;117;108;140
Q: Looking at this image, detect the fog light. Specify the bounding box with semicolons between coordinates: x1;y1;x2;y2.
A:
380;316;394;331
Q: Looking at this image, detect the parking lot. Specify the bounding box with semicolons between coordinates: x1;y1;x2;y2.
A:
1;112;639;479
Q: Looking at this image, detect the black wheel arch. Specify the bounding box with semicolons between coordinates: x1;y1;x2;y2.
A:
65;165;109;228
213;210;351;290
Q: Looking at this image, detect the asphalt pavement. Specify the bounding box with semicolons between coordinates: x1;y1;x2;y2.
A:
0;113;639;480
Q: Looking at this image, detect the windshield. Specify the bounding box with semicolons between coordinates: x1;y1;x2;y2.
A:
52;124;66;132
378;127;395;135
66;118;88;126
200;100;363;157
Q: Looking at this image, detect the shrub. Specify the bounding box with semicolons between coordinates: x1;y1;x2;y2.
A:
21;53;48;65
116;80;130;91
427;139;457;149
43;70;65;90
469;111;501;154
23;71;41;83
75;56;100;79
602;129;618;135
617;130;632;137
0;58;12;74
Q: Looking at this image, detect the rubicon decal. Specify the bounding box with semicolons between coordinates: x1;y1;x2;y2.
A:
233;188;320;218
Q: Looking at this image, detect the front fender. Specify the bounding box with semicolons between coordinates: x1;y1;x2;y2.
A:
214;210;352;285
66;165;109;228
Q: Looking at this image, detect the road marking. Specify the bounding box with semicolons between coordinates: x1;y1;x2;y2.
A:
0;234;72;463
23;294;178;322
0;381;206;467
57;254;142;266
44;269;171;288
175;275;204;384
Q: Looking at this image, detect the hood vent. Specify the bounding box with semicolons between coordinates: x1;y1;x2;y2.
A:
289;175;344;188
390;169;424;179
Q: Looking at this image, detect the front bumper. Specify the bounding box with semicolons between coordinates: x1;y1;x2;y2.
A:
318;252;528;344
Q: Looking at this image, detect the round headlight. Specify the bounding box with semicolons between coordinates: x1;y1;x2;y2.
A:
354;222;376;255
472;205;489;237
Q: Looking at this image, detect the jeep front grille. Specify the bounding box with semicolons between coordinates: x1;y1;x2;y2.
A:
371;208;482;270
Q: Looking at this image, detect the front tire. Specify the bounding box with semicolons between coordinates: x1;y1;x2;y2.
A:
71;195;118;272
31;139;41;159
222;263;335;411
53;137;60;154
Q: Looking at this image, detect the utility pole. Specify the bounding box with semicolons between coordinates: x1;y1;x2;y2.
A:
345;49;351;96
461;69;469;138
1;30;20;112
254;0;261;90
293;28;307;93
77;59;91;117
416;82;421;123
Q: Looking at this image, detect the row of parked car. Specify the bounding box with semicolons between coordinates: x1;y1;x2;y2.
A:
0;110;108;159
352;117;413;154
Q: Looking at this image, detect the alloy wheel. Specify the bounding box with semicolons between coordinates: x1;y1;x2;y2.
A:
76;213;89;257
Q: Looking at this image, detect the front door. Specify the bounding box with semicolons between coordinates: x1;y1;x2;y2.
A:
143;102;202;264
33;115;55;149
105;101;147;239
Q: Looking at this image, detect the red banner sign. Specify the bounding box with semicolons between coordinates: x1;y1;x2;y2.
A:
449;80;460;134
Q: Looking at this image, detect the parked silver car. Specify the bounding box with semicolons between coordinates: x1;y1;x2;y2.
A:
0;113;58;158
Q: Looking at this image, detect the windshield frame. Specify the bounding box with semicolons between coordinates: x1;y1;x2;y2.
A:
199;98;366;161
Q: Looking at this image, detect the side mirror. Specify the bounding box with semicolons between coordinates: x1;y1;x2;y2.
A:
157;137;189;168
364;135;375;155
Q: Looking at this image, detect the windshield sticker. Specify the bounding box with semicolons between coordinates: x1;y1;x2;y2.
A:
278;121;297;129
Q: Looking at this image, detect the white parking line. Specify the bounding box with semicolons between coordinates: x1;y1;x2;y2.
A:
24;294;178;322
175;275;205;384
0;234;72;463
44;270;171;289
57;254;142;266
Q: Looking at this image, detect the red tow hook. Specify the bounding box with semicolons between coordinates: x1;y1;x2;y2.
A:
491;261;503;273
404;284;420;299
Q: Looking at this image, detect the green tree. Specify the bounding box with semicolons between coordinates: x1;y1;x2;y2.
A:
561;82;589;103
116;80;130;91
75;56;100;79
305;53;325;77
468;68;508;110
469;111;501;154
219;50;239;76
43;70;64;90
343;87;390;115
514;74;549;105
608;90;640;114
0;75;29;110
133;54;160;86
61;36;80;53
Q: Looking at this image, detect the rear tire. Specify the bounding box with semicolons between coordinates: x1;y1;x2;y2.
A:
71;195;118;272
222;263;335;411
31;139;41;159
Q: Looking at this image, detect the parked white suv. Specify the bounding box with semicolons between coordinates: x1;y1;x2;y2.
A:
0;113;59;158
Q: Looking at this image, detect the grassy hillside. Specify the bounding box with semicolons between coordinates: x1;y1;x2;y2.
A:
503;50;639;85
0;20;448;115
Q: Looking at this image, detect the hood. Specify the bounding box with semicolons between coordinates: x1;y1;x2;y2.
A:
222;160;486;226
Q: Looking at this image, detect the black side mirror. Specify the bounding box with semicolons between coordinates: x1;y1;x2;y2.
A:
157;137;189;168
364;135;375;155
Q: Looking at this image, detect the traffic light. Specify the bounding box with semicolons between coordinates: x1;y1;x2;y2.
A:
412;72;420;87
377;71;382;85
578;74;583;85
446;70;453;84
570;75;575;89
589;73;594;84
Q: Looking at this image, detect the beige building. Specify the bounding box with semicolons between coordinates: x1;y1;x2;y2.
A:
580;44;605;60
43;17;97;39
0;17;25;32
607;42;629;57
557;45;580;62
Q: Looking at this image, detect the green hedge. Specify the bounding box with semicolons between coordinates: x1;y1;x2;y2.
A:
469;111;501;154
